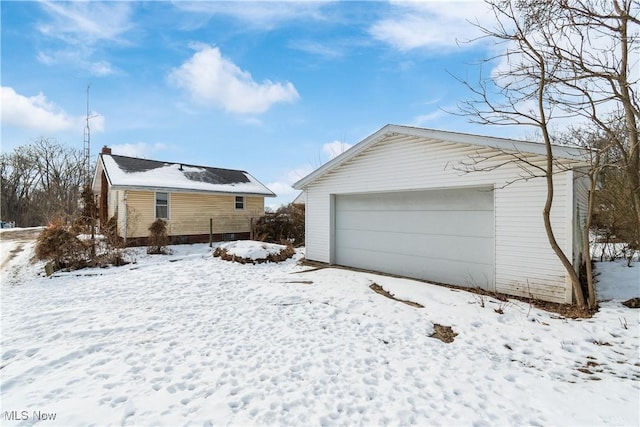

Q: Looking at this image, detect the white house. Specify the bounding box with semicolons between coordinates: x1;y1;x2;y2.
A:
293;125;591;304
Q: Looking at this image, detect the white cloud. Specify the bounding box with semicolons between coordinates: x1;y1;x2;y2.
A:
37;48;117;77
38;1;133;44
172;1;329;30
265;139;353;208
1;86;75;132
412;110;446;127
109;142;174;159
266;165;315;208
322;140;352;160
89;61;116;77
289;40;345;59
168;44;299;114
89;115;106;134
35;1;132;75
370;1;495;51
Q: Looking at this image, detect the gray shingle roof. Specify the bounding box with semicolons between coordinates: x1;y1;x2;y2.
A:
110;155;251;185
97;154;275;196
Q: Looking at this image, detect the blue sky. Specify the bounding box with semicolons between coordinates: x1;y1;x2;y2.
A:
2;1;516;207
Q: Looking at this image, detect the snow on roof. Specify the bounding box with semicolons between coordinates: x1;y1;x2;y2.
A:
101;154;275;196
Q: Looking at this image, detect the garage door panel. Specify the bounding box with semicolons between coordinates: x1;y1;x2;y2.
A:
334;188;494;289
336;210;493;237
337;247;494;288
337;189;494;211
336;229;493;264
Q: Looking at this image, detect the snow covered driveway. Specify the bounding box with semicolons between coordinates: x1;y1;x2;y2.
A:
1;242;639;426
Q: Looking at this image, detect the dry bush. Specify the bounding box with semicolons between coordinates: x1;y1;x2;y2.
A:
35;223;90;271
267;244;295;262
213;244;295;264
103;216;121;247
68;185;98;234
99;216;129;266
592;168;639;263
147;219;169;254
35;218;130;274
253;204;305;246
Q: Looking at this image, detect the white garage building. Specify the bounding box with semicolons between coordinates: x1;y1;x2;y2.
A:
293;125;590;304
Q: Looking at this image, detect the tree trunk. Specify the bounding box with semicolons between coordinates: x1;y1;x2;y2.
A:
584;169;598;309
542;165;586;309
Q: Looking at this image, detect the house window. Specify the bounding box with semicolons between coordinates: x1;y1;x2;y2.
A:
155;192;169;219
235;196;245;210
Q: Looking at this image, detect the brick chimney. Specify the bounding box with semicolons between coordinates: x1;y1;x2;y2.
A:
101;145;112;155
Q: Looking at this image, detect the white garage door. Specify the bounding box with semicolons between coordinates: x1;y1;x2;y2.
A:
334;188;494;289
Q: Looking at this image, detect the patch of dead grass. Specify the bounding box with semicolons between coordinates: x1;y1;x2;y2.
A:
369;283;423;308
430;324;458;343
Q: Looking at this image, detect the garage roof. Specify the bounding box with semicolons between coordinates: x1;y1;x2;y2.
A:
293;124;591;189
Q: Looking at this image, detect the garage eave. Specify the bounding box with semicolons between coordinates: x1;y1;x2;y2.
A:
293;124;592;190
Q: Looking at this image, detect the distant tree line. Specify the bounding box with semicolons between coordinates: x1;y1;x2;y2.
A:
1;138;87;227
555;120;638;254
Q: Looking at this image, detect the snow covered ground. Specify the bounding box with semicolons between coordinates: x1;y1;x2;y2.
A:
0;231;638;426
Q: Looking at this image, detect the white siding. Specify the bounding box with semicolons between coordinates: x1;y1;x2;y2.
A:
107;189;126;238
573;169;591;266
304;133;576;304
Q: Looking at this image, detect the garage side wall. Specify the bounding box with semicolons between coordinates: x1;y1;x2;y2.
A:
573;171;591;268
304;133;573;303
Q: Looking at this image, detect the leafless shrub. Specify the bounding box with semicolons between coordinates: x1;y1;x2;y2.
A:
103;216;121;247
253;204;305;246
35;223;90;271
619;317;628;329
147;219;169;254
494;300;512;315
474;294;486;308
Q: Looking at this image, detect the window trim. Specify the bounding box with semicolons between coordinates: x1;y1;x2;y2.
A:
235;195;245;210
155;191;169;219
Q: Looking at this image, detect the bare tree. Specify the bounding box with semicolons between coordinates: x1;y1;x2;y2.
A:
553;123;619;307
1;138;86;226
590;121;639;263
457;0;638;309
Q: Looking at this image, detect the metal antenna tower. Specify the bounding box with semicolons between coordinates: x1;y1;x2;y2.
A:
84;84;98;186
